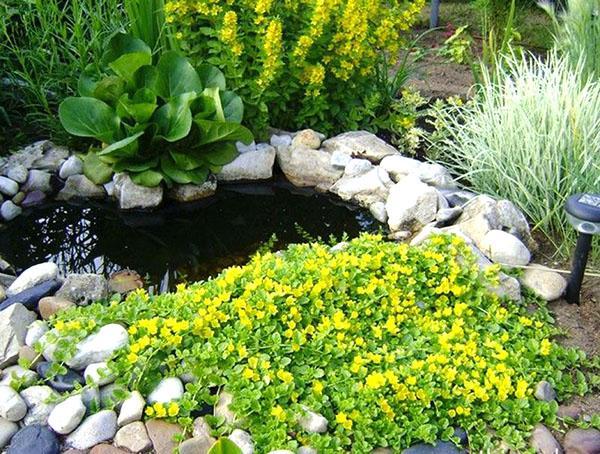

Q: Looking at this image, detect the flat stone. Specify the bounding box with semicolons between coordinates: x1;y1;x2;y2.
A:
145;420;183;454
0;365;37;387
520;265;567;301
530;424;563;454
385;176;439;232
322;131;398;163
65;410;118;450
0;386;27;422
147;377;184;404
291;129;321;150
108;270;143;294
330;167;391;208
38;296;75;320
535;381;557;402
21;190;46;208
217;146;276;181
114;421;152;453
1;201;22;221
0;417;18;449
558;405;582;420
229;429;254;454
113;173;162;210
168;178;217;202
31;144;68;171
277;145;343;191
6;166;28;184
481;230;531;266
563;428;600;454
84;362;115;386
0;177;19;197
47;395;86;435
118;391;145;427
0;280;62;312
0;304;37;368
380;155;423;181
36;361;85;392
57;175;106;201
297;407;328;434
20;385;57;426
21;170;51;193
59;156;84;180
66;323;129;370
6;424;59;454
6;263;58;297
55;273;108;306
179;436;216;454
25;321;48;347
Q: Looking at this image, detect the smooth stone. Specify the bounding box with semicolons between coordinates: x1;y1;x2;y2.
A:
0;365;37;387
20;386;57;426
65;410;118;450
236;141;257;153
90;444;128;454
291;129;321;150
118;391;145;427
534;381;557;402
380;155;423;181
79;386;101;410
1;201;22;221
114;421;152;453
25;320;48;347
168;179;217;202
145;420;183;454
179;436;216;454
100;383;127;407
108;270;143;294
31;144;68;171
417;162;456;188
530;424;563;454
59;156;84;180
436;207;463;225
563;428;600;454
11;192;25;205
36;361;85;392
21;190;46;208
297;407;328;434
214;392;237;425
0;280;62;312
22;170;52;193
113;173;163;210
192;416;212;439
147;377;184;404
0;304;37;368
6;424;59;454
0;386;27;422
402;441;465;453
6;263;58;297
217;146;276;182
0;177;19;197
84;362;115;386
370;201;388;223
228;429;254;454
558;405;583;420
276;145;343;191
55;273;108;306
57;175;106;201
440;189;477;208
343;158;373;177
19;345;42;369
270;134;292;148
0;418;18;449
481;230;531;266
322;131;398;163
66;323;129;370
47;395;86;435
489;272;522;302
6;166;28;184
298;448;317;454
330;150;353;169
38;296;75;320
385;176;439;232
520;265;568;301
372;450;392;454
330;167;391;208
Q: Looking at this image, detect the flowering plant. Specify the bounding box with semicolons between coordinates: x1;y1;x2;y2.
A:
41;234;595;452
163;0;425;137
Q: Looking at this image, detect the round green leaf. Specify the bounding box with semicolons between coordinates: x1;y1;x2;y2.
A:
58;97;120;143
156;51;203;99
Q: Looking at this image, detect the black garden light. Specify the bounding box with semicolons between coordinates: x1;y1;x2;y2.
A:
565;193;600;304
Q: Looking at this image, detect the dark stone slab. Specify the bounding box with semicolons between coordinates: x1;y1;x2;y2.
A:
7;424;59;454
0;279;61;312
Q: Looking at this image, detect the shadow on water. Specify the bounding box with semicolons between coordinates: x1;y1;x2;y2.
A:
0;180;378;286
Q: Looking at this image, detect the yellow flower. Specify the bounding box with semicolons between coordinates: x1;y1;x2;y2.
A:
540;339;552;356
365;372;386;390
167;402;179;417
312;380;324;395
515;379;528;399
276;370;294;384
270;405;286;421
335;412;353;430
145;406;155;417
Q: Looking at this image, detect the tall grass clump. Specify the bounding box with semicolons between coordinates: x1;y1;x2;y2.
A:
0;0;125;151
431;52;600;263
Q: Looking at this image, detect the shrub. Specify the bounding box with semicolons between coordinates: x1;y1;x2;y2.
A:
164;0;425;137
42;234;593;452
430;52;600;263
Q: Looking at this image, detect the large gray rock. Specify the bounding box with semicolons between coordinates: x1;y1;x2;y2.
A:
563;428;600;454
114;421;152;453
118;391;145;427
520;265;567;301
147;377;184;404
47;395;86;435
329;167;391;208
31;144;69;171
530;425;563;454
65;410;118;449
168;178;217;202
1;201;22;221
276;146;342;191
113;173;163;210
380;155;423;181
6;165;28;184
322;131;398;163
57;175;105;201
0;304;37;368
0;177;19;197
217;146;276;181
0;386;27;422
385;176;439;232
6;263;56;297
65;324;129;370
0;417;18;449
481;230;531;266
20;385;58;426
21;170;52;193
55;273;108;305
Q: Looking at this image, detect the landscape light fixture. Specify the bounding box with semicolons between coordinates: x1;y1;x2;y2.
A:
564;193;600;304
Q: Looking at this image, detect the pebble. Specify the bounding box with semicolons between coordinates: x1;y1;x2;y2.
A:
6;424;59;454
0;386;27;422
6;165;28;184
38;296;76;319
563;428;600;454
65;410;118;450
84;362;115;386
0;177;19;197
66;323;129;370
147;377;184;404
297;407;328;434
19;345;42;369
1;201;22;221
520;265;568;301
20;385;58;426
0;365;37;387
292;129;321;150
179;436;216;454
114;421;152;453
557;404;582;420
270;134;292;148
402;441;465;453
11;192;25;205
59;156;84;180
0;417;18;448
481;230;531;266
229;429;254;454
530;424;563;454
6;263;58;297
145;420;183;454
36;361;85;392
118;391;145;426
534;381;556;402
90;445;128;454
47;395;86;435
21;190;46;208
193;416;213;439
25;320;48;347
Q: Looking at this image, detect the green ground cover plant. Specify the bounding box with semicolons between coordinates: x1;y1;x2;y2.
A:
39;234;596;452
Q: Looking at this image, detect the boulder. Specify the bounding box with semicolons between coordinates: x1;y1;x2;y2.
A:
217;146;276;181
330;167;391;208
563;428;600;454
0;304;37;368
113;173;163;210
0;386;27;422
47;395;86;435
59;156;83;180
57;175;105;201
55;273;108;305
0;201;22;222
6;263;58;297
530;424;563;454
21;170;52;193
480;230;531;266
65;324;129;370
65;410;118;450
168;178;217;202
277;146;342;191
20;385;58;426
6;424;59;454
520;265;567;301
322;131;398;163
147;377;184;404
385;176;439;232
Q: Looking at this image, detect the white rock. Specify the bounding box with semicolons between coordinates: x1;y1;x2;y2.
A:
59;156;84;179
489;272;522;302
104;181;116;198
370;201;388;223
0;201;22;222
380;155;423;181
481;230;531;266
113;173;163;210
330;168;391;208
25;320;48;347
0;385;27;422
20;385;58;426
65;409;118;449
229;429;254;454
57;175;106;201
21;169;52;193
7;262;58;297
322;131;398;163
168;178;217;203
147;377;184;404
0;176;19;197
114;421;152;452
417;162;456;188
6;165;28;184
298;448;318;454
385;176;439;232
48;394;86;434
520;265;568;301
270;134;292;148
236;141;257;153
217;146;276;181
118;390;145;427
330;150;353;170
84;362;115;386
214;392;237;424
0;304;37;368
0;365;37;387
0;418;18;449
67;324;129;370
192;416;212;439
343;158;373;178
291;129;321;150
276;146;342;191
297;408;328;433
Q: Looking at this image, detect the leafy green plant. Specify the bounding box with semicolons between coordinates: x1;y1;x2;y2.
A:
124;0;174;55
208;439;242;454
438;26;474;65
59;33;252;187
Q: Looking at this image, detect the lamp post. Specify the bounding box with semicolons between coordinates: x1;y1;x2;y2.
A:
430;0;441;28
564;193;600;304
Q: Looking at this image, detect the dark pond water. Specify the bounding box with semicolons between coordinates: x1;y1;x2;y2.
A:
0;180;378;287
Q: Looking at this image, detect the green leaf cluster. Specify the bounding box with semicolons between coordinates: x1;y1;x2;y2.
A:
59;32;252;187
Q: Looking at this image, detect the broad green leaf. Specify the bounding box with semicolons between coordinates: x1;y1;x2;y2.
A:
195;119;254;146
116;90;157;123
156;51;203;99
202;87;225;121
208;439;242;454
169;150;204;171
161;155;207;184
113;156;158;173
109;52;152;83
93;76;127;106
220;91;244;123
187;166;210;184
101;33;152;66
58;97;120;143
98;131;144;159
82;152;113;185
197;64;226;90
202;142;239;166
134;65;159;93
130;169;163;187
78;64;100;97
153;93;195;142
190;95;216;120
